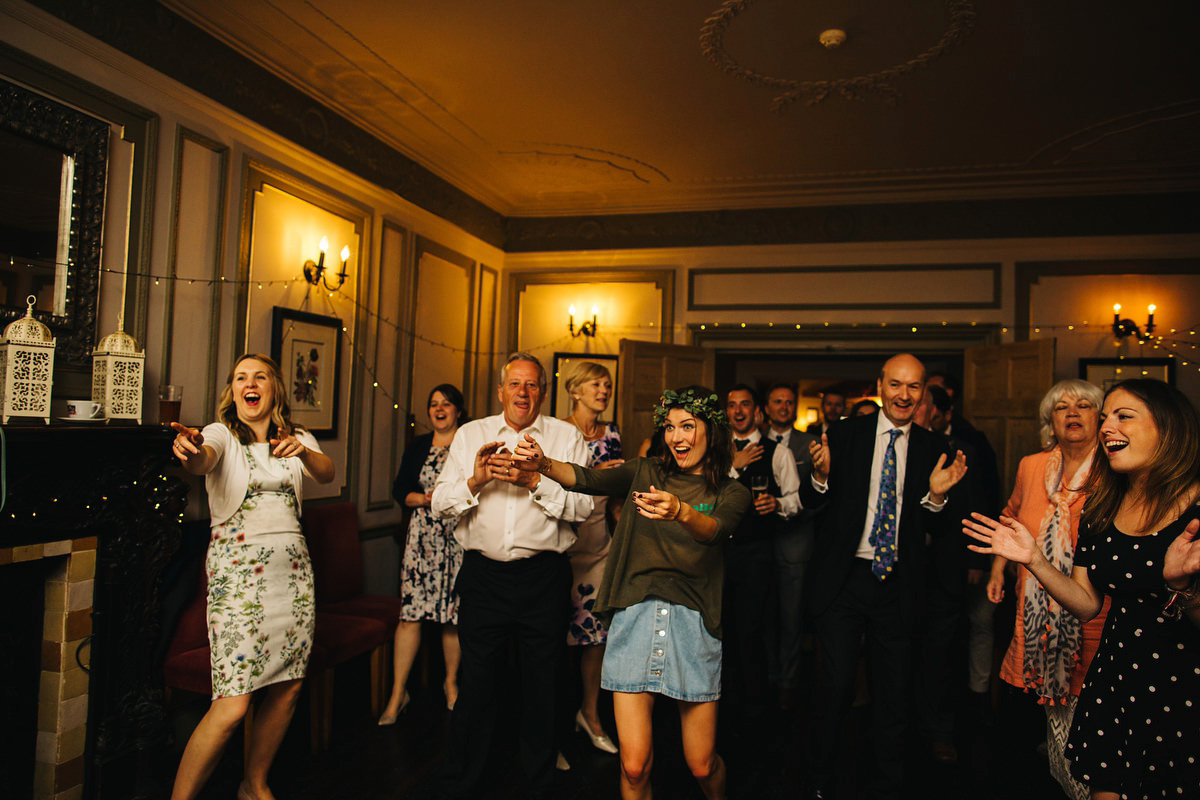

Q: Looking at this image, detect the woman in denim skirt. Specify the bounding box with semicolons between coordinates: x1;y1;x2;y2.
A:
515;386;751;800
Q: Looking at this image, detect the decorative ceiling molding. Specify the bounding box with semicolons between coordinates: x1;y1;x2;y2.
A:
1026;99;1200;167
699;0;977;109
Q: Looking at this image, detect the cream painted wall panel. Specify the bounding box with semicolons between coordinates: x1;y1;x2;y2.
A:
412;252;469;422
690;267;996;309
1030;273;1200;401
474;265;498;417
364;222;407;511
165;137;225;423
517;281;662;407
246;184;358;499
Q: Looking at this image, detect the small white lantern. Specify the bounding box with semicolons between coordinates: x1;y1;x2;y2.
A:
0;295;56;424
92;317;144;424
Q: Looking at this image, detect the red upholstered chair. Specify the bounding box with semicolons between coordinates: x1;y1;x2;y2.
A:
161;557;382;752
302;502;404;724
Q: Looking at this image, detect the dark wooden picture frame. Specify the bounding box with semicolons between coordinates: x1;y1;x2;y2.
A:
1079;357;1176;392
271;306;342;437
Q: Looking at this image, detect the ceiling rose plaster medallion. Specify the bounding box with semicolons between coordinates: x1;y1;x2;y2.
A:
699;0;977;110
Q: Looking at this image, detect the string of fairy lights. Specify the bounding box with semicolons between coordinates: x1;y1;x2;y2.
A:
12;258;1200;422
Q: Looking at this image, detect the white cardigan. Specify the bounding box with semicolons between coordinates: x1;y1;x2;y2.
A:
201;422;323;525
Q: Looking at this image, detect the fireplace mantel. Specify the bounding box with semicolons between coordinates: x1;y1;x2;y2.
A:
0;424;187;799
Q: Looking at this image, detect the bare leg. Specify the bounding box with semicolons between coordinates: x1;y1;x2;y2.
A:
613;691;655;800
170;694;252;800
441;623;461;709
238;678;303;800
579;644;609;734
678;699;725;800
1092;792;1119;800
382;620;421;718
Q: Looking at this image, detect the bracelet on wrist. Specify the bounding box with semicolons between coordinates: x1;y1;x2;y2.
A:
1162;575;1200;619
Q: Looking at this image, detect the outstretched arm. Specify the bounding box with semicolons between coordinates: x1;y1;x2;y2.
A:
170;422;219;475
963;511;1104;622
514;433;578;488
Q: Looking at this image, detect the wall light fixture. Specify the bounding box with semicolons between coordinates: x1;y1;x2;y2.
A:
304;237;350;291
569;304;598;337
1112;303;1156;341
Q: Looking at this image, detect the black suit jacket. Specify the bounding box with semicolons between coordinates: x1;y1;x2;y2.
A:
799;414;961;617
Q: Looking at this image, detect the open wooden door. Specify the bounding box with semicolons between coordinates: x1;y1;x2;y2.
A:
962;338;1055;502
618;339;715;454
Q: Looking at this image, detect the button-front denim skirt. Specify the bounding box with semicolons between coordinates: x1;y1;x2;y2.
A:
600;596;721;702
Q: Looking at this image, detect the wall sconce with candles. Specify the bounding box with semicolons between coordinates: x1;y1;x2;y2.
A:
1112;303;1156;342
303;236;351;291
569;305;598;337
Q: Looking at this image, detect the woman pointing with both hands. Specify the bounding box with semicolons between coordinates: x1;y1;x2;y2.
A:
169;353;334;800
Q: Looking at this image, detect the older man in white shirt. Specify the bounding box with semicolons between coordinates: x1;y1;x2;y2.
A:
433;353;592;800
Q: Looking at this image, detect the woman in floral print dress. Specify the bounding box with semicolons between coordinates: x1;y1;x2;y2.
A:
169;353;335;800
562;361;623;754
379;383;468;723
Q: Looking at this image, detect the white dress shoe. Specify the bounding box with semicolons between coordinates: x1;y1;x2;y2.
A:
575;709;618;754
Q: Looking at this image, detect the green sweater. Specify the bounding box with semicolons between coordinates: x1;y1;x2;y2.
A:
571;457;751;639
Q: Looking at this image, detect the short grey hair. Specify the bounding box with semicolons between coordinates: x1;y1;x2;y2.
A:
498;352;547;393
1038;378;1104;449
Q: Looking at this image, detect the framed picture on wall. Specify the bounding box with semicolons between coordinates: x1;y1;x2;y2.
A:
271;306;342;437
1079;357;1175;392
551;352;619;422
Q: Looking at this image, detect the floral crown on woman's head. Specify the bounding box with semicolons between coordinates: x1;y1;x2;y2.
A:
652;388;729;429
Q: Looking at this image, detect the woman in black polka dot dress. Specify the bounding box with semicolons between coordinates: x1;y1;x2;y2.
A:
965;379;1200;800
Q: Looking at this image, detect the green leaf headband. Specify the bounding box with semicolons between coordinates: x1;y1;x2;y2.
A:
652;388;729;429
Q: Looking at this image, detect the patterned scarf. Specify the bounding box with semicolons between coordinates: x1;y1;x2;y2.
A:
1021;446;1091;705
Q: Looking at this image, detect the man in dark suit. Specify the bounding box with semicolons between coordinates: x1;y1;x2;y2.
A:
800;354;967;800
723;384;800;717
913;384;989;764
762;382;817;707
806;389;846;437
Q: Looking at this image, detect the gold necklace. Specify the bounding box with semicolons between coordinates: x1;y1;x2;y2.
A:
568;414;601;440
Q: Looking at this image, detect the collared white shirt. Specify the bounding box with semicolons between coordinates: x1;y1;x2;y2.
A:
729;428;801;518
767;426;792;447
432;412;593;561
809;413;945;561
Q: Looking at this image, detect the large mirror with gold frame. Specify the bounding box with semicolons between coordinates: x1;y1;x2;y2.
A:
0;76;108;364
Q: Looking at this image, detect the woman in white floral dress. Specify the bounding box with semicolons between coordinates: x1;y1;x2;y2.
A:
169;353;335;800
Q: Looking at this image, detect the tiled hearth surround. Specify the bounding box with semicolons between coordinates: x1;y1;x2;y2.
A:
1;536;98;800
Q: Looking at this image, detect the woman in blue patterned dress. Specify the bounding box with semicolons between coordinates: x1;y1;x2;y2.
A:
169;353;335;800
379;384;468;723
562;361;624;754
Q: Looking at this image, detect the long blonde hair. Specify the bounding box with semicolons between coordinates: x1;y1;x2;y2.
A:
217;353;297;445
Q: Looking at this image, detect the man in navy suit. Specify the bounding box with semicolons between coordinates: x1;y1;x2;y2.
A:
800;354;967;799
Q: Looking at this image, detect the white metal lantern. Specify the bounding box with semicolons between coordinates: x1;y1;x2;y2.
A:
92;318;144;424
0;295;56;424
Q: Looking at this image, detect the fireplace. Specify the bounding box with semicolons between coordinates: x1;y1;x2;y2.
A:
0;424;185;800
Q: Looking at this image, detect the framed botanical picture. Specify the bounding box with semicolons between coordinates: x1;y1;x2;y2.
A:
271;306;342;437
551;352;619;422
1079;357;1175;392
